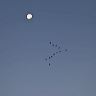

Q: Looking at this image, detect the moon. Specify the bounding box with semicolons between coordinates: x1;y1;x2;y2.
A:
27;14;32;20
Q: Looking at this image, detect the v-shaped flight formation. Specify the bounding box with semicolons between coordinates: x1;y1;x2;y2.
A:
45;41;68;67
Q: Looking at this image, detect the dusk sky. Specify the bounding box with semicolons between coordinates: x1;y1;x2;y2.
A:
0;0;96;96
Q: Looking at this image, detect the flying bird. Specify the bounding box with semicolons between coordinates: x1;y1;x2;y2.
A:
49;42;51;45
49;56;51;59
53;53;55;56
49;63;51;66
51;56;53;58
59;50;62;53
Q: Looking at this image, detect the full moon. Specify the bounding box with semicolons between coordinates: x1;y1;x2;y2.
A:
27;14;32;20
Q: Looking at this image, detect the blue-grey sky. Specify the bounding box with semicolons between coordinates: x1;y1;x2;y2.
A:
0;0;96;96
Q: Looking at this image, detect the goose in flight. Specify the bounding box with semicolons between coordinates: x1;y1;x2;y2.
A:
49;56;51;59
49;42;51;45
51;56;53;58
53;53;55;56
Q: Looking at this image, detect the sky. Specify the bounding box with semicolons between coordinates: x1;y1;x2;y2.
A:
0;0;96;96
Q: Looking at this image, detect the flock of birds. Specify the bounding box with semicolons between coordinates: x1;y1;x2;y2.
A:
45;41;68;67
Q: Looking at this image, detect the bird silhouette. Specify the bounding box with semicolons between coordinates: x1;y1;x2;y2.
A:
51;56;53;58
59;50;62;53
49;41;51;45
49;56;51;59
53;53;55;56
